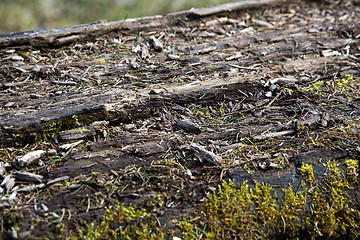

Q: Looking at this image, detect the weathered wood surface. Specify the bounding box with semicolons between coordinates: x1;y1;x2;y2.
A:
1;0;358;146
0;77;261;146
0;0;288;48
1;0;360;238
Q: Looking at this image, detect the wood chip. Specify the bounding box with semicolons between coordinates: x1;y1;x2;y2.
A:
167;54;180;60
269;75;297;85
173;119;201;134
321;49;341;57
16;184;45;193
46;176;70;186
59;140;84;151
141;45;150;59
252;19;274;28
10;55;24;61
252;129;296;141
0;162;5;176
18;150;46;166
0;201;11;208
190;143;221;165
130;57;140;69
1;175;15;192
149;36;163;52
13;171;43;183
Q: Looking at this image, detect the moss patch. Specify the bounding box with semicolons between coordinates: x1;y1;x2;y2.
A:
177;159;360;239
72;204;163;240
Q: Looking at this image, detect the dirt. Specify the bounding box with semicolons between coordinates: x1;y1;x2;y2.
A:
0;0;360;239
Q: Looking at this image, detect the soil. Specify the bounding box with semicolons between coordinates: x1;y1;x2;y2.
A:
0;0;360;239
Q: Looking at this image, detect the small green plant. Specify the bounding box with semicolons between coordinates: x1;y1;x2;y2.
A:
178;180;307;239
311;80;324;91
72;115;80;128
277;184;307;237
298;163;315;186
304;161;359;238
12;129;33;147
73;203;163;240
334;74;353;94
178;180;258;239
178;159;360;239
299;74;358;101
343;159;358;182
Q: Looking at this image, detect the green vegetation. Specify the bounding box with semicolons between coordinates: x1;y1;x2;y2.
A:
73;158;359;239
177;159;359;239
298;163;315;185
303;161;358;238
302;74;357;100
0;0;236;33
1;0;358;236
296;74;360;151
335;74;354;95
344;159;358;182
73;203;163;240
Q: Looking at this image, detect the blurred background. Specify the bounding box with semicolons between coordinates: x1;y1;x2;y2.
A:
0;0;237;33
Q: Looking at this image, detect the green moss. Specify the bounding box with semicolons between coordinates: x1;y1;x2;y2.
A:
278;184;307;237
72;203;163;240
311;80;324;91
178;180;258;239
43;117;78;136
298;74;359;103
71;114;80;127
343;159;358;182
12;130;30;147
250;181;277;229
303;161;359;238
298;163;315;186
178;159;360;239
334;74;353;95
60;127;90;134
